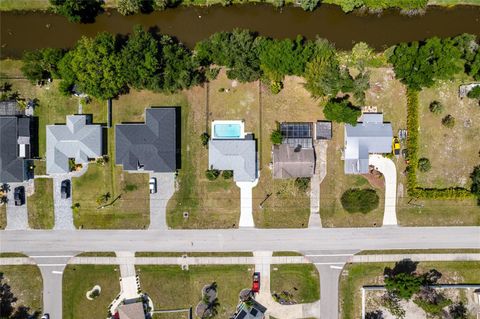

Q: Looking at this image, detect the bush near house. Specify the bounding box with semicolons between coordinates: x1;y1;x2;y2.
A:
270;129;283;145
340;188;379;214
205;169;220;181
441;114;455;128
417;158;431;172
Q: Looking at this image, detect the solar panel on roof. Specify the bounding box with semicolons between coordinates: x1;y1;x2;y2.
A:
250;308;258;316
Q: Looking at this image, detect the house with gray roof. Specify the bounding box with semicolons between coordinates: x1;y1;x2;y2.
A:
344;113;393;174
115;108;178;173
46;115;102;174
0;116;31;183
209;136;257;182
232;299;266;319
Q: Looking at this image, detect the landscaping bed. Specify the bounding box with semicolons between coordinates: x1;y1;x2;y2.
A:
0;204;6;229
136;265;252;318
63;265;119;319
27;178;54;229
270;264;320;303
339;261;480;319
0;265;43;315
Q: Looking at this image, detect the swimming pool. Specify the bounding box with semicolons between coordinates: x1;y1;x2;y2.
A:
212;120;245;139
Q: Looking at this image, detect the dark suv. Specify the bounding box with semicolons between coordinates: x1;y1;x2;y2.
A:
61;180;70;199
14;186;25;206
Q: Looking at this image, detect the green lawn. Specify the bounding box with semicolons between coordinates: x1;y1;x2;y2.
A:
63;265;119;319
339;261;480;319
33;159;47;176
270;264;320;303
357;249;480;255
0;0;50;10
0;204;6;229
27;178;54;229
137;265;252;318
0;265;43;315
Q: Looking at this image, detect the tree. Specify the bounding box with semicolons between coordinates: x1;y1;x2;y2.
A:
0;273;16;317
414;287;452;316
304;39;343;97
384;272;422;300
323;98;361;125
270;129;283;145
470;165;480;203
117;0;142;15
222;170;233;179
449;302;468;319
365;310;384;319
195;29;262;82
59;32;126;99
468;51;480;80
200;132;210;146
299;0;320;11
441;114;455;128
429;100;444;114
21;48;64;83
340;188;379;213
295;177;310;192
49;0;103;23
417;158;431;172
121;25;161;90
337;0;363;12
258;36;315;82
351;71;370;104
205;169;220;181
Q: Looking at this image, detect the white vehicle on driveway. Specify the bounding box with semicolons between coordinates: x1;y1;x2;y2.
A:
149;177;157;194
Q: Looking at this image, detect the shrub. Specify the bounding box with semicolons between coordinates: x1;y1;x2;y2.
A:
449;302;467;319
294;177;310;192
205;67;220;81
222;170;233;179
340;188;379;213
365;310;384;319
385;272;422;300
467;86;480;99
269;81;283;94
417;158;431;172
299;0;320;11
428;100;444;114
117;0;142;15
414;287;452;316
49;0;103;23
441;114;455;128
381;292;406;319
205;169;220;181
200;132;210;146
471;165;480;203
270;129;283;145
88;288;100;299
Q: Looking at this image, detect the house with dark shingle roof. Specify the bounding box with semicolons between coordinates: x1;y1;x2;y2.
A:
115;108;178;173
0;101;32;183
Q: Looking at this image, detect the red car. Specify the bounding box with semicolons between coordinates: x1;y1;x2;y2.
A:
252;272;260;293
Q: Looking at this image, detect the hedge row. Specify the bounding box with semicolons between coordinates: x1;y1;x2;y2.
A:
405;89;475;200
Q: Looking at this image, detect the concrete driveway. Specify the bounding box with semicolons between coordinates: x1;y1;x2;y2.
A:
236;178;259;228
149;172;175;230
5;181;30;230
369;155;397;226
53;176;74;230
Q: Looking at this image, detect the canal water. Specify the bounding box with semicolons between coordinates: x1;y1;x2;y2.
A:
1;4;479;58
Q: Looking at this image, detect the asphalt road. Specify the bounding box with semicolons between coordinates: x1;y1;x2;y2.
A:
1;226;479;253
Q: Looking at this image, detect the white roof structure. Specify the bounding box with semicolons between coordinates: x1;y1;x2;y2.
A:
46;115;102;174
344;113;393;174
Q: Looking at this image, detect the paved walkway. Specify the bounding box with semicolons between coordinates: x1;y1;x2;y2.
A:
254;251;321;319
149;173;175;230
309;141;328;228
369;155;398;226
236;178;259;228
5;181;30;230
109;251;141;314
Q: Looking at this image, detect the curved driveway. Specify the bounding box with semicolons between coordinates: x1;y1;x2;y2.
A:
369;154;398;226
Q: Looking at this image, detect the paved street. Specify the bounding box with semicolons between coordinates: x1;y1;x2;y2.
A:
149;172;175;230
1;227;479;253
52;176;74;230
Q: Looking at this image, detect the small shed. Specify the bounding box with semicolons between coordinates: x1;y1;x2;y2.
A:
315;121;332;140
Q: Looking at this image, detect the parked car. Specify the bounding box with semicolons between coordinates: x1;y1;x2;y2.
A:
14;186;25;206
149;177;157;194
41;314;49;319
252;272;260;293
61;180;70;199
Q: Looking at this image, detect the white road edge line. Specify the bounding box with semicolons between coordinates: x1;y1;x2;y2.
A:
313;262;346;265
330;265;344;269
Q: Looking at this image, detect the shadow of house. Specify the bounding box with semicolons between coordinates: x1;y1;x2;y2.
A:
115;107;180;173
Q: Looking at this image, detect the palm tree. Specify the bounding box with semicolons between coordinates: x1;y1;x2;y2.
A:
0;183;10;193
202;297;220;318
0;196;8;205
206;282;217;293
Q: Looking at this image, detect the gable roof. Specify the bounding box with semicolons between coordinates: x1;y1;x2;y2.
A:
209;138;257;182
344;113;393;174
46;115;102;174
115;108;177;173
117;302;145;319
273;144;315;179
0;117;29;182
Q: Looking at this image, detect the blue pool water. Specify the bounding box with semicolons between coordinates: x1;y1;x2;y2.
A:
214;124;241;138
